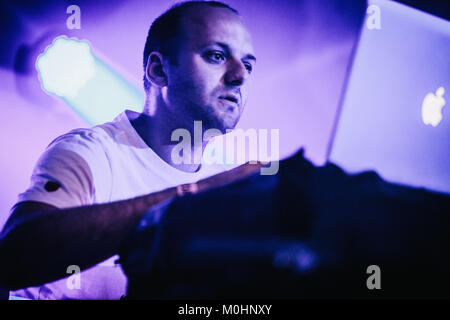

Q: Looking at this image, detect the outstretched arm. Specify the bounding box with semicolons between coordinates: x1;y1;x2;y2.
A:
0;188;176;290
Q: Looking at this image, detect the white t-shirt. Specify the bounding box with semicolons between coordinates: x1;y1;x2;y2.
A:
10;110;227;300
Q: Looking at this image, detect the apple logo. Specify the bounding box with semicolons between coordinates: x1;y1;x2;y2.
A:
422;87;446;127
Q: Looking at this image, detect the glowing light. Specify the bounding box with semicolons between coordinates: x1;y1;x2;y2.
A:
36;37;95;99
36;36;144;125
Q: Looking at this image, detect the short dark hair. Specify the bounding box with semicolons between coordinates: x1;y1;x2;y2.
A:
142;1;239;93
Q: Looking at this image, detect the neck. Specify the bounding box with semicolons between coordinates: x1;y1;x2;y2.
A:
130;94;206;173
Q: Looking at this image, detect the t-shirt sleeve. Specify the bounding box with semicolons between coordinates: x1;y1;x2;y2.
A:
17;129;112;209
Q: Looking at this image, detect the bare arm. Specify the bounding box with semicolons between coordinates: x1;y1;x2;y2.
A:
0;188;177;290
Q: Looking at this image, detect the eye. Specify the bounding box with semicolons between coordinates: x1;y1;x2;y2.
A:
244;63;253;74
205;51;226;64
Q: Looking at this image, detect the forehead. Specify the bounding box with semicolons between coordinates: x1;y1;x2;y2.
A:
180;6;254;55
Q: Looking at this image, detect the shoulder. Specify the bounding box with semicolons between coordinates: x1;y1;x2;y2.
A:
22;126;117;207
33;126;117;185
42;122;125;164
48;126;110;151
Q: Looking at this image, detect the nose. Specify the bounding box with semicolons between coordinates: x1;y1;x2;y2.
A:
224;58;249;87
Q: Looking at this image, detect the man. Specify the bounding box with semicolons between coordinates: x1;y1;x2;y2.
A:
0;1;255;299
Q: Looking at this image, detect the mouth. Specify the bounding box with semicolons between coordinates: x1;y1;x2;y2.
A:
219;95;240;107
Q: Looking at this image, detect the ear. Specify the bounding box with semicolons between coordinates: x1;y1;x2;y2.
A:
145;52;168;88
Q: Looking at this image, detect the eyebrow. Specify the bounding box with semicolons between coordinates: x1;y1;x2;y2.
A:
209;42;256;63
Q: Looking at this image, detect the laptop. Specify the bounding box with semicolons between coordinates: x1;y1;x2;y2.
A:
327;0;450;194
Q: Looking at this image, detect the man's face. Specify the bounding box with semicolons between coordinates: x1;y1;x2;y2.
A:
162;6;256;133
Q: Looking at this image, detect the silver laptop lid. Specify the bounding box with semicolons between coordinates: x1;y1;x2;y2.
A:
328;0;450;194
